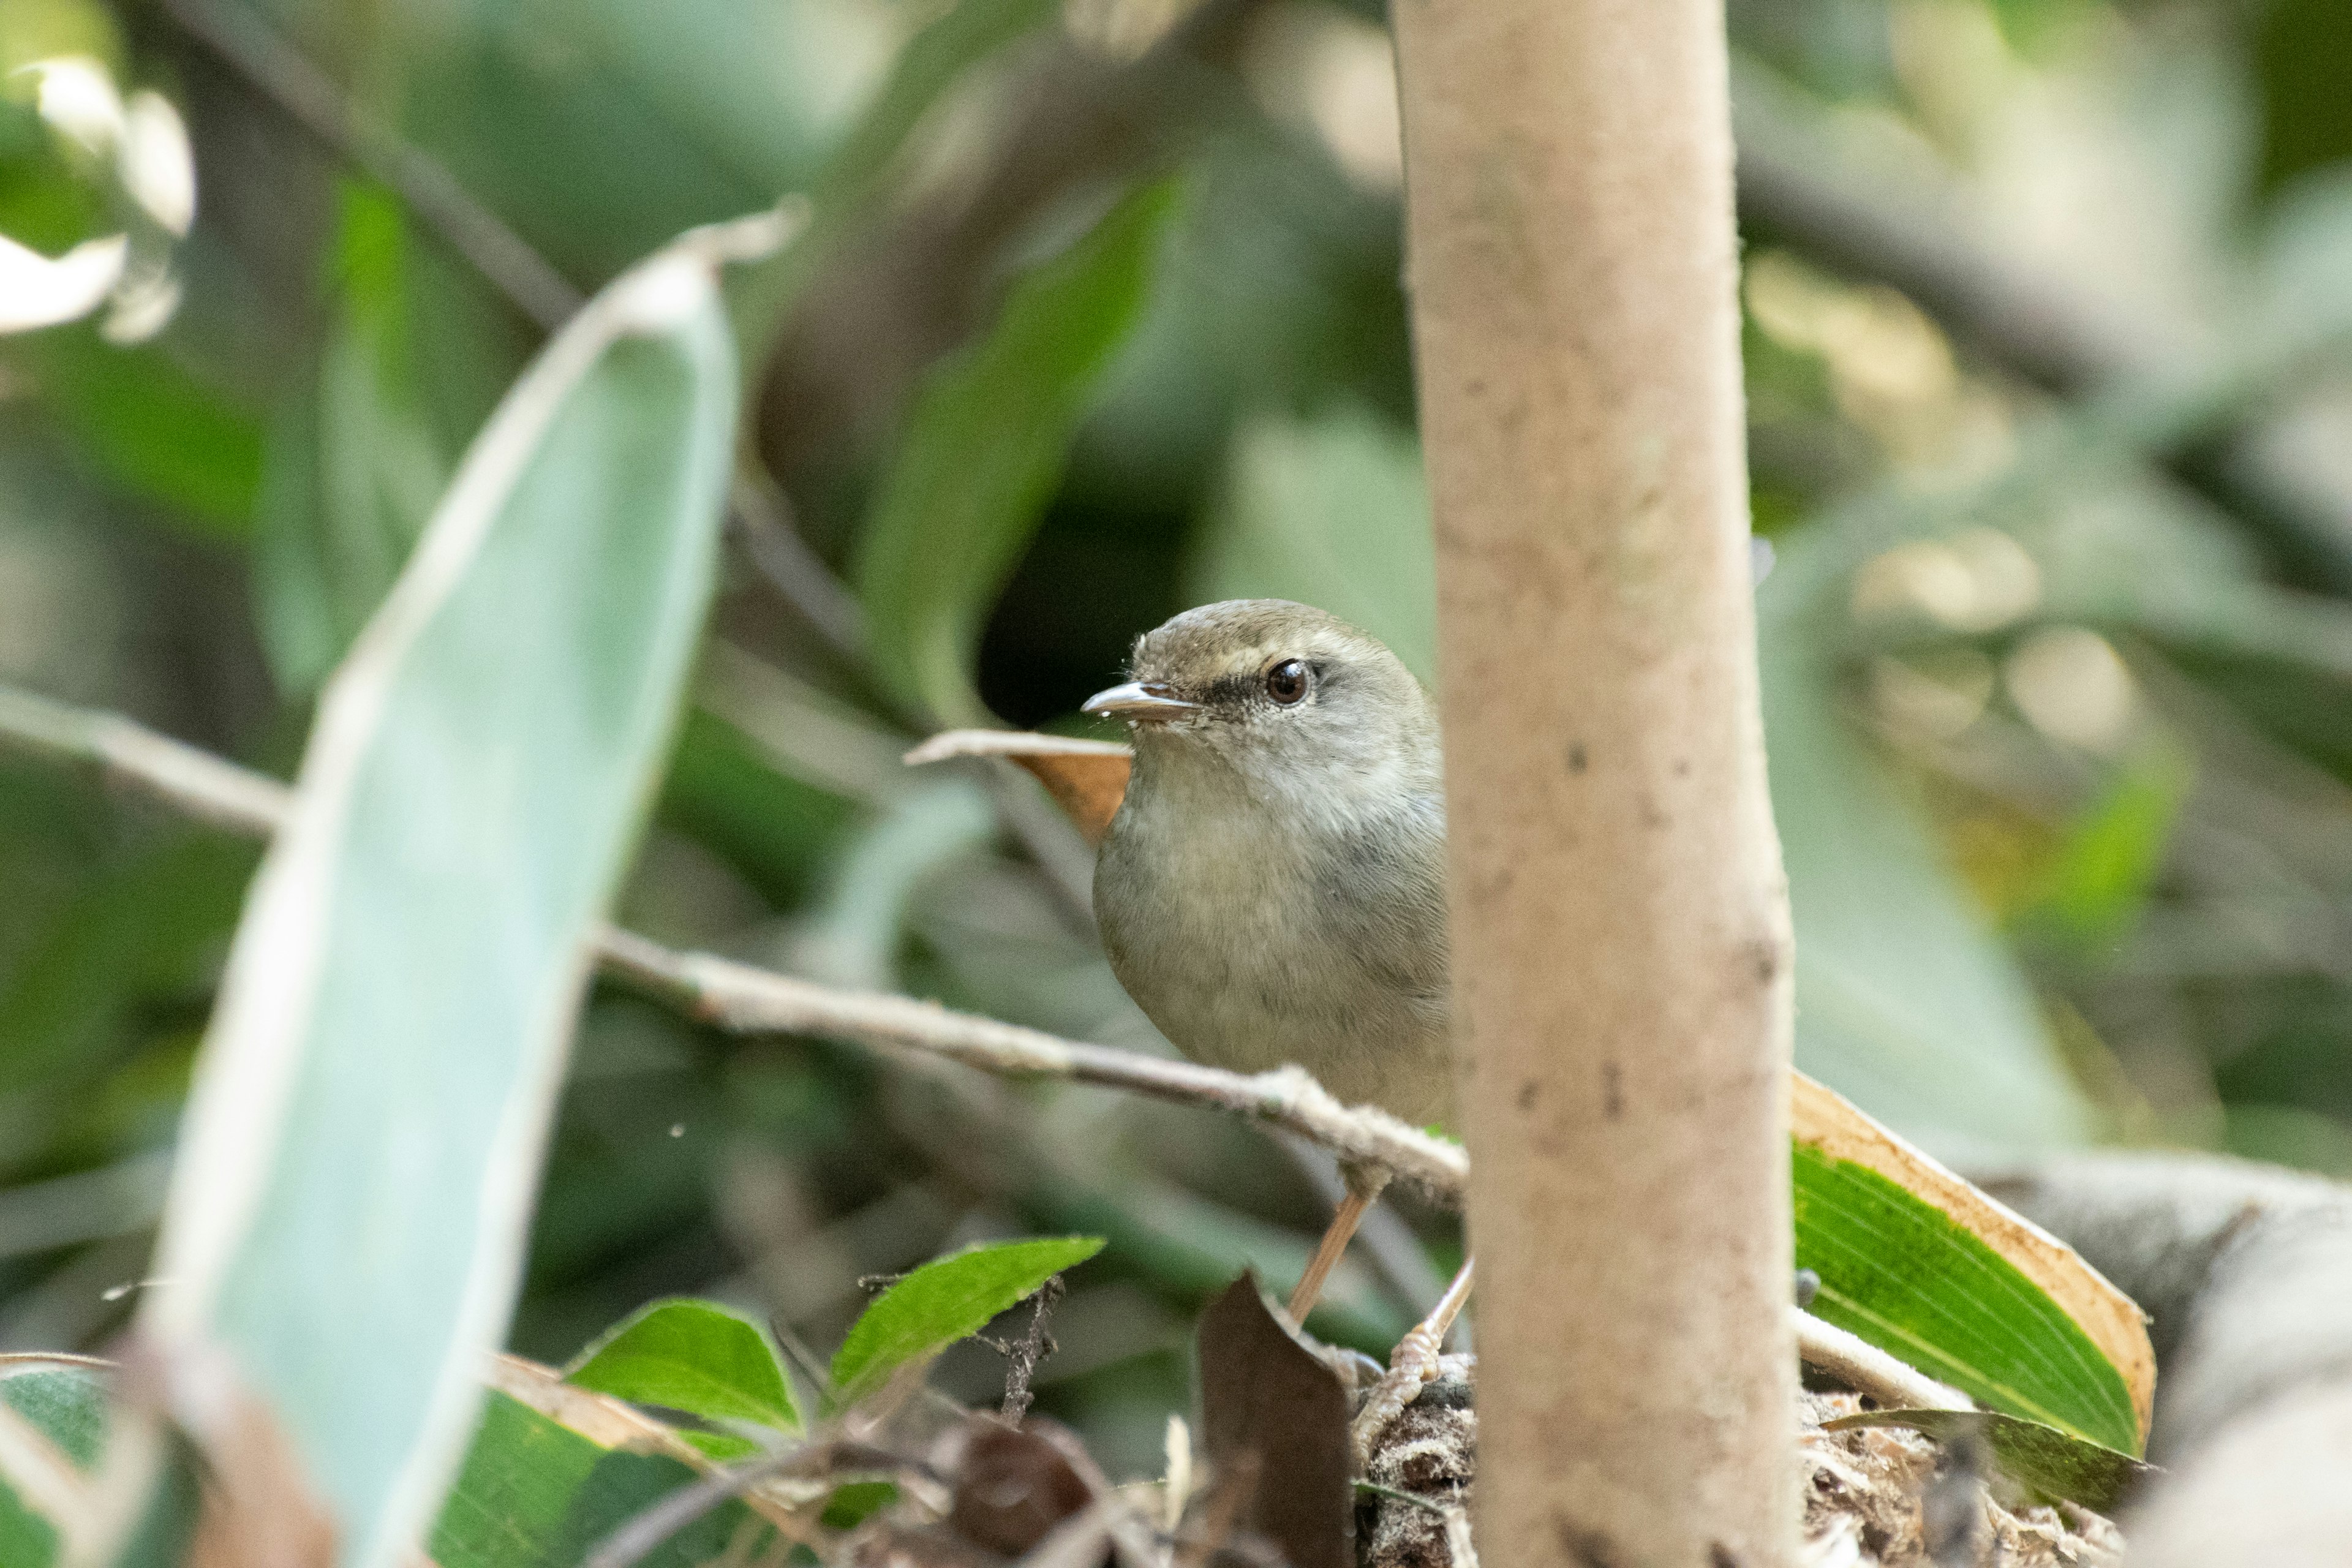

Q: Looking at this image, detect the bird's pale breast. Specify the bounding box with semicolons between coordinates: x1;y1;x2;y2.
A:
1094;769;1453;1127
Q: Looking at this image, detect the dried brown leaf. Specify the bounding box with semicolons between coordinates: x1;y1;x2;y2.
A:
903;732;1131;845
949;1416;1098;1555
1195;1273;1350;1568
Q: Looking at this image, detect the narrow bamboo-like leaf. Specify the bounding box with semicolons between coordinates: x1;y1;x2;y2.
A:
854;183;1175;726
830;1237;1103;1408
1823;1409;2156;1512
1793;1076;2152;1455
132;215;785;1568
565;1298;798;1433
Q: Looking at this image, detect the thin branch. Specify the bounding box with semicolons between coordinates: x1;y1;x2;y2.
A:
0;687;1468;1200
597;928;1471;1200
1790;1308;1973;1415
0;684;290;836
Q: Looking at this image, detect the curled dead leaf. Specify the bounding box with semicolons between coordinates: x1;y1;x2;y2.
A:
904;732;1132;846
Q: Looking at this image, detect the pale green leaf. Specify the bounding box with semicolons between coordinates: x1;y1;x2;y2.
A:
132;220;767;1568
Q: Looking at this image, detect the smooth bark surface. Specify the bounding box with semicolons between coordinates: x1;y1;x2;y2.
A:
1391;0;1799;1561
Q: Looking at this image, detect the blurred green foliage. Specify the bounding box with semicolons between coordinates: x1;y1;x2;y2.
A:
4;0;2352;1495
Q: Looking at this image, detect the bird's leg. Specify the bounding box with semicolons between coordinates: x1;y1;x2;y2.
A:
1351;1256;1474;1467
1287;1159;1393;1322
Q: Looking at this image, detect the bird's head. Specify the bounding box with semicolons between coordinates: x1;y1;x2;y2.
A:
1082;600;1439;798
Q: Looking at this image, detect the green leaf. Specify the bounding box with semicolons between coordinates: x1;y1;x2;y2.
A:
1794;1140;2142;1455
0;1360;111;1568
829;1235;1103;1407
130;222;761;1567
855;182;1175;726
673;1430;762;1463
431;1390;774;1568
1823;1409;2156;1512
565;1298;798;1432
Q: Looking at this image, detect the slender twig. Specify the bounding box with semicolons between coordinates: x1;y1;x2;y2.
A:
990;1273;1064;1423
1351;1260;1474;1465
0;685;289;835
1789;1307;1973;1415
600;929;1469;1197
0;687;1468;1199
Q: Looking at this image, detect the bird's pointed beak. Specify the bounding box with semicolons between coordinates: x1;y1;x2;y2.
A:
1082;680;1202;723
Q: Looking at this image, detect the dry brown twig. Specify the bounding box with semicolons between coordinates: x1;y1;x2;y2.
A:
0;684;1936;1408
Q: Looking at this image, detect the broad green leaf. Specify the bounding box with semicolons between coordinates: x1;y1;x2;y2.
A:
565;1298;798;1432
1191;406;2094;1150
431;1389;774;1568
854;181;1175;726
1824;1409;2155;1512
0;1357;194;1568
1793;1077;2148;1455
130;219;772;1568
829;1235;1103;1406
674;1430;762;1463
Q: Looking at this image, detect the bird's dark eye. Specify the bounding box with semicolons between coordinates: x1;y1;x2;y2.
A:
1264;659;1309;706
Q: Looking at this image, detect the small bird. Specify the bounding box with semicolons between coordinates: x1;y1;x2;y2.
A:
1082;599;1453;1129
1083;600;1453;1322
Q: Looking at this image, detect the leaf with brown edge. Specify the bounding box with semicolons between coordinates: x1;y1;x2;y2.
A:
904;731;1131;845
1792;1075;2155;1450
1196;1272;1349;1568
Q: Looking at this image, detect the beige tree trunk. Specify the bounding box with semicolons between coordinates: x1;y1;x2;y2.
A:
1390;1;1800;1564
